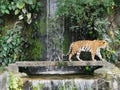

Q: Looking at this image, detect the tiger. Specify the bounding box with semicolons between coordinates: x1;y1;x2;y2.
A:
66;40;107;61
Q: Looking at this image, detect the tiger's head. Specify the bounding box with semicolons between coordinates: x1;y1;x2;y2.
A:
98;40;108;49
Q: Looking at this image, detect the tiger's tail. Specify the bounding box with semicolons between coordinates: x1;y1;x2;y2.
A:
66;43;73;56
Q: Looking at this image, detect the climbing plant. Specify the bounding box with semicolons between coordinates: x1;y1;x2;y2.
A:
0;0;44;66
0;25;25;66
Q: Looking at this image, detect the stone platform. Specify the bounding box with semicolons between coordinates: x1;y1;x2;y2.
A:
8;61;113;73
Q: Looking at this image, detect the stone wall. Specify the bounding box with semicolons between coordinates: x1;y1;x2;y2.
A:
0;72;8;90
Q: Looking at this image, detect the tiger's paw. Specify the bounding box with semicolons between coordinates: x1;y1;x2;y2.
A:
102;59;106;61
79;59;83;62
69;60;72;62
93;59;96;61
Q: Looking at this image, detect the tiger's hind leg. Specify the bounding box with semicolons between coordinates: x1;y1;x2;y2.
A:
69;53;74;62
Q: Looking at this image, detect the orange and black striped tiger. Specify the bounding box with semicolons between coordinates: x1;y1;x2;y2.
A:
66;40;107;61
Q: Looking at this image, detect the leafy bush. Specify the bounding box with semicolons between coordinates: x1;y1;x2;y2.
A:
8;72;23;90
57;0;115;31
0;25;24;66
0;0;41;24
94;16;120;62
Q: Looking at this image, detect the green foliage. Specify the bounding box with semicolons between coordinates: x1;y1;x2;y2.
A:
57;0;114;31
25;23;43;60
0;0;41;24
0;25;24;65
0;0;44;63
95;18;120;61
8;72;23;90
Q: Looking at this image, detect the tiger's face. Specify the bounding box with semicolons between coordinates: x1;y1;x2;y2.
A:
98;40;107;49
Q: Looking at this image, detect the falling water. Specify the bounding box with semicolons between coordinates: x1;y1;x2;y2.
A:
46;0;64;61
23;77;112;90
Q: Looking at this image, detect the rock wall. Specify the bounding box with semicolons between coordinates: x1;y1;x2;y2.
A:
0;72;8;90
94;63;120;90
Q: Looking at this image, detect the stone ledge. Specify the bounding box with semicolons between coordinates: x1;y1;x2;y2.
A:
15;61;108;67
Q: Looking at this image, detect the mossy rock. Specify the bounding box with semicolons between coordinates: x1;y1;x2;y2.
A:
94;64;120;80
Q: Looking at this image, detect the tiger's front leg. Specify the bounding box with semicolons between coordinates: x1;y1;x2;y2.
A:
76;52;83;61
96;48;105;61
96;51;104;61
91;52;96;61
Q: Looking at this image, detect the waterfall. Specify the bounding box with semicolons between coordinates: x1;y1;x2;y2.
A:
23;78;112;90
46;0;64;61
31;79;95;90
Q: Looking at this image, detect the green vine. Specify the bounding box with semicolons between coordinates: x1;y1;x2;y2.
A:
0;25;24;66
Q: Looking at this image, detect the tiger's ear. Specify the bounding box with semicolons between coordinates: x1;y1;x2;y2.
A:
103;40;107;43
103;41;106;43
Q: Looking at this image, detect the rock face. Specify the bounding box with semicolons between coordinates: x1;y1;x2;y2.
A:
94;63;120;90
0;72;8;90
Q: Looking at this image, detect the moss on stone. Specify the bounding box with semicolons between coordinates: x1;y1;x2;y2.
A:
39;17;46;34
63;31;70;54
32;39;43;60
94;64;120;80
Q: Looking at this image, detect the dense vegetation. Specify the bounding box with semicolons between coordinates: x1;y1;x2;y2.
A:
0;0;42;66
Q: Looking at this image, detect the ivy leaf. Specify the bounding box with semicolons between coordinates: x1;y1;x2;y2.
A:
17;2;25;9
18;15;24;20
8;5;12;10
15;9;20;15
11;5;16;10
26;0;33;4
7;37;13;43
3;47;7;51
37;2;41;6
27;19;32;24
22;8;27;14
1;5;6;10
27;13;31;20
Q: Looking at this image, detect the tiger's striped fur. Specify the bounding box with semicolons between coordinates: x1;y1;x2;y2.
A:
67;40;107;61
